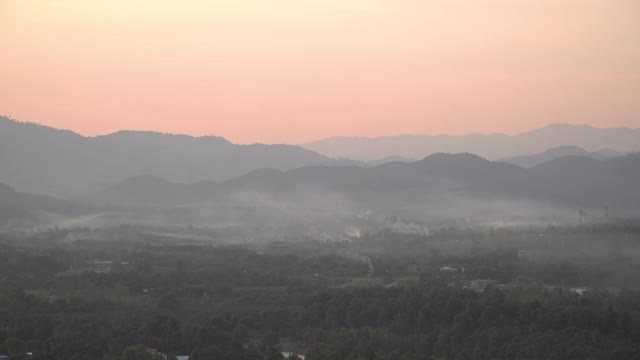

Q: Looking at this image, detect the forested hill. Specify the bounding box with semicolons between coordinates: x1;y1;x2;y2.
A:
99;153;640;214
0;116;355;197
0;181;95;226
303;123;640;161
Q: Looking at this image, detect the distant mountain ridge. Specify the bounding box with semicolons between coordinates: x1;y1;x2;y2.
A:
0;181;94;227
0;116;357;197
498;145;625;168
302;124;640;161
4;151;638;229
4;114;640;212
98;153;640;217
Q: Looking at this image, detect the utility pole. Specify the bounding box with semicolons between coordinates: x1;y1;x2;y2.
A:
605;206;609;224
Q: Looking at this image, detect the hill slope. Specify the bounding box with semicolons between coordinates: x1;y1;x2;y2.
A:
498;146;625;168
0;116;355;197
99;153;640;222
0;182;95;227
303;124;640;161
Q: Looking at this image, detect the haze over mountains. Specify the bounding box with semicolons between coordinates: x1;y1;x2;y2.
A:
97;152;640;214
3;116;640;199
7;152;638;234
0;116;355;197
0;182;95;227
498;146;624;168
303;124;640;162
1;115;640;235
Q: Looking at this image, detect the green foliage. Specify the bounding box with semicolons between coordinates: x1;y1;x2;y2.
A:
5;338;27;357
119;344;165;360
2;225;640;359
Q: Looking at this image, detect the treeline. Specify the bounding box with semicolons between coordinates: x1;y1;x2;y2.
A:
3;225;640;359
0;286;287;360
301;287;640;359
2;285;640;359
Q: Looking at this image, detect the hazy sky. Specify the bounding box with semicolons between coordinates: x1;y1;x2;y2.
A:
1;0;639;144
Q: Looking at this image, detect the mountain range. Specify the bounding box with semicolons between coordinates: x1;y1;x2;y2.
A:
303;124;640;162
498;146;625;168
2;116;640;224
0;116;355;197
94;153;640;221
2;149;638;230
0;182;95;227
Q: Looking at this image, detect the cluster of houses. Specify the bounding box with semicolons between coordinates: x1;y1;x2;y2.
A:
143;346;306;360
146;347;190;360
462;278;590;294
55;259;135;277
0;353;32;360
439;265;590;294
282;351;306;359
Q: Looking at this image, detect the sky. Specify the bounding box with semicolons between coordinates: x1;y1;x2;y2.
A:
1;0;639;144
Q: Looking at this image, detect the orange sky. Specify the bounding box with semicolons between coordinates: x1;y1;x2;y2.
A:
1;0;639;144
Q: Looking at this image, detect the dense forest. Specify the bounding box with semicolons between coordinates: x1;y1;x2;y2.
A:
2;223;640;359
